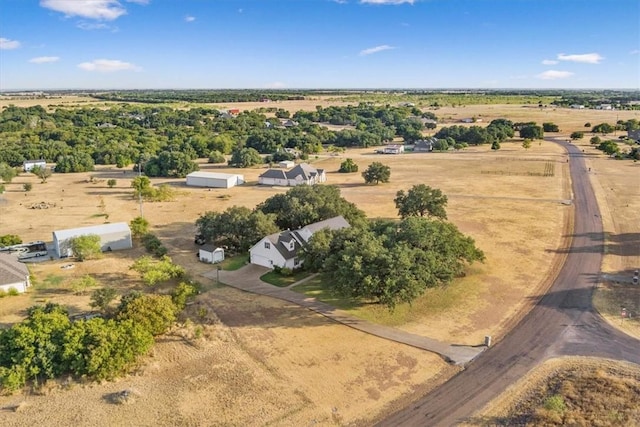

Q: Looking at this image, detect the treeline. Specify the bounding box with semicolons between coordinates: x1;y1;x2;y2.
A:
93;90;307;104
551;90;640;109
0;104;438;174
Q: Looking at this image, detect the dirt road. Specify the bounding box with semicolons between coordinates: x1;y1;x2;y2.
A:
377;139;640;426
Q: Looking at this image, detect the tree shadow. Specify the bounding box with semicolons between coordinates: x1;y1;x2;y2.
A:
546;232;640;257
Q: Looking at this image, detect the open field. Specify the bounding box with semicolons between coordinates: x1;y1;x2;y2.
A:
0;99;638;425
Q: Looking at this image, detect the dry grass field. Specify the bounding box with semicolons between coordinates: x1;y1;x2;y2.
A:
0;96;638;425
473;357;640;426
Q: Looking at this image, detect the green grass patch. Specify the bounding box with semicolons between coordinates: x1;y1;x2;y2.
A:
260;270;312;287
291;273;482;326
40;274;65;288
218;253;249;271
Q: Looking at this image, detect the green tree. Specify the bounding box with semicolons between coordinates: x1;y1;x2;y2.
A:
0;163;17;183
171;282;198;310
542;122;559;132
491;141;501;150
23;183;33;192
0;234;22;247
196;206;279;252
71;275;99;295
90;287;118;313
522;139;532;150
519;125;544;140
394;184;448;219
228;147;263;168
590;136;602;145
338;158;359;173
207;150;226;164
570;132;584;140
31;166;52;183
130;216;150;239
131;175;151;197
107;179;117;188
69;234;102;261
117;294;177;336
130;255;185;286
257;185;366;230
592;123;614;135
362;162;391;185
584;122;591;128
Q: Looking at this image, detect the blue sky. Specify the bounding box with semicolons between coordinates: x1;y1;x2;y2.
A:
1;0;638;90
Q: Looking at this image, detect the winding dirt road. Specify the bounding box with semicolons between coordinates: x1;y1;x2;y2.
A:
377;140;640;426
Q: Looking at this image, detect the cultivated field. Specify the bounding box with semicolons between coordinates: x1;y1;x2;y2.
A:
0;97;638;425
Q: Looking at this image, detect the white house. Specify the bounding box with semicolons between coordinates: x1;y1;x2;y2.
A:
570;104;585;109
186;171;244;189
413;138;436;152
596;104;613;110
23;159;46;172
53;222;133;258
382;145;405;154
249;216;350;269
258;163;326;187
198;245;225;264
0;253;30;293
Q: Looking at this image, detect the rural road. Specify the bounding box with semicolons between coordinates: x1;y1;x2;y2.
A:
377;139;640;426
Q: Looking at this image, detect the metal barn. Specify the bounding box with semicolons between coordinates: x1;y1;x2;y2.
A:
52;222;133;258
186;172;244;189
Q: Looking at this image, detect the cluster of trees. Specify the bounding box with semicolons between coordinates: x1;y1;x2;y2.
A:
293;104;437;143
196;185;367;252
131;176;176;202
434;119;516;146
300;184;482;308
0;288;193;391
93;90;307;103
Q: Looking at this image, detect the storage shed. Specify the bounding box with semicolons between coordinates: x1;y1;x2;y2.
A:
52;222;133;258
23;159;46;172
0;253;30;293
186;172;244;189
198;245;225;264
278;160;295;168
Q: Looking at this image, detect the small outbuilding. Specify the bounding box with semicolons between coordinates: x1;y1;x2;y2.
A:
53;222;133;258
278;160;295;168
0;253;30;293
198;245;225;264
23;159;46;172
186;172;244;189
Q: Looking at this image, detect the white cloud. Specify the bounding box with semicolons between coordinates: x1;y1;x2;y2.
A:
185;15;195;22
542;59;558;65
359;44;395;56
536;70;574;80
557;53;603;64
360;0;415;4
78;59;141;72
265;82;286;89
29;56;60;64
40;0;149;21
77;22;111;30
0;37;21;50
630;49;640;55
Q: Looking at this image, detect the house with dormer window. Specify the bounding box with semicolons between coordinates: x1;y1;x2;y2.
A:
248;216;350;269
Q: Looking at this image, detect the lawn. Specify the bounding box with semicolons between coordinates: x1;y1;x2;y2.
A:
260;270;313;287
218;253;249;271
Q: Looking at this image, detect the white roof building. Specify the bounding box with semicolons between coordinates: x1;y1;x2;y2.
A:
186;172;244;189
52;222;132;258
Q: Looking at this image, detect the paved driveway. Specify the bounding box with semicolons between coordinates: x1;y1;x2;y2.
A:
204;264;485;365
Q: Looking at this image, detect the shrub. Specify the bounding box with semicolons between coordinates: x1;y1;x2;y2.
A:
0;289;7;298
544;394;566;413
23;183;32;192
207;150;226;164
141;233;167;257
71;275;98;295
280;267;293;276
107;179;117;188
69;234;102;261
338;158;359;173
171;282;198;310
130;216;150;239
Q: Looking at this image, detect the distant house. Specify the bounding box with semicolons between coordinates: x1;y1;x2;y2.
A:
281;119;299;127
0;253;30;294
186;172;244;189
249;216;350;269
413;138;436;152
198;245;224;264
628;129;640;143
258;163;326;187
596;104;613;110
53;222;132;258
228;109;241;115
570;104;585;109
23;159;46;172
382;145;405;154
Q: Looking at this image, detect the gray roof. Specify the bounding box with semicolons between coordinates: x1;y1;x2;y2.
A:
200;244;223;253
304;215;350;233
259;163;324;181
0;253;29;287
53;222;131;241
265;230;306;260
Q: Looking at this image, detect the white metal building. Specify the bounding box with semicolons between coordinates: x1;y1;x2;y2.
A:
278;160;295;168
23;159;46;172
186;172;244;189
0;253;30;293
52;222;133;258
198;245;225;264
